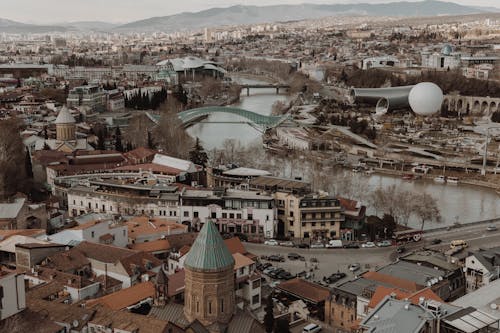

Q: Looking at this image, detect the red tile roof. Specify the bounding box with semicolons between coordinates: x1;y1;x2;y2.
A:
87;281;155;310
363;271;422;292
368;285;442;309
276;278;330;304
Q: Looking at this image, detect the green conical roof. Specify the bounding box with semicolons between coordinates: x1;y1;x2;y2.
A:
184;221;235;272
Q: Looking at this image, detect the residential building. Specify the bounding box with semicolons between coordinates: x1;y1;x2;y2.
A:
0;196;47;230
66;85;106;113
0;269;26;320
464;246;500;292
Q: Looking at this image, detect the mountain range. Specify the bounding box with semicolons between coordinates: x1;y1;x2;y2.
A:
0;0;499;34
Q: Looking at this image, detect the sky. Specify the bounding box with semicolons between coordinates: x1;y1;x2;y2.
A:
2;0;498;24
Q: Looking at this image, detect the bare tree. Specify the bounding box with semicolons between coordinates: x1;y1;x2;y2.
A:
124;113;154;148
0;118;28;199
413;192;441;230
153;107;194;159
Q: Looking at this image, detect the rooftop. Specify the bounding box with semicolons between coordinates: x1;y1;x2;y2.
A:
276;278;330;304
87;281;155;310
184;220;235;272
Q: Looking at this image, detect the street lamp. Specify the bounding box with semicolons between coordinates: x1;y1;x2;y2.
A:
481;126;500;176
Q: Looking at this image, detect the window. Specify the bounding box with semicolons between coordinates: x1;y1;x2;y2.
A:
123;230;126;236
73;200;76;205
222;213;227;218
91;231;95;238
193;211;199;218
312;222;316;227
211;212;217;218
95;203;98;208
290;221;294;226
102;204;105;212
88;202;91;209
236;213;241;219
208;301;212;314
80;201;83;206
301;222;305;227
304;232;309;238
252;294;260;305
184;211;189;217
220;299;224;313
196;301;199;313
229;213;234;219
252;280;261;289
248;214;253;220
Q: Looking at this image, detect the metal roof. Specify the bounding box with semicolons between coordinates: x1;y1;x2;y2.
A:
54;106;76;124
184;220;234;272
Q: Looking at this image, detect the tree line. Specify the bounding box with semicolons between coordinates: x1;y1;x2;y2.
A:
125;87;167;110
341;68;500;98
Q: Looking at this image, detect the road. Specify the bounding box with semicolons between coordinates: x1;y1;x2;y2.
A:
246;220;500;287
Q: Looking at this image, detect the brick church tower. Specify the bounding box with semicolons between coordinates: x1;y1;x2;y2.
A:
183;220;235;330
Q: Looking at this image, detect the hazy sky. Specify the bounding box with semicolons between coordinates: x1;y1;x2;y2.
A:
2;0;498;24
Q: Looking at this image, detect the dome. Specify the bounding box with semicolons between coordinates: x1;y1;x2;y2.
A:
55;106;76;124
184;220;234;272
408;82;443;116
441;44;453;56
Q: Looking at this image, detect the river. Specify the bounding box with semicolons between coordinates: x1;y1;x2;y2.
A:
186;77;500;230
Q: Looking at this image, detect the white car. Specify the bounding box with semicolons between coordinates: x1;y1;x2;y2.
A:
264;239;278;246
349;263;361;271
310;242;325;248
361;242;376;248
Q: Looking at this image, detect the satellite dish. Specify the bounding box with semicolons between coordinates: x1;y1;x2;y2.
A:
408;82;443;116
72;320;79;328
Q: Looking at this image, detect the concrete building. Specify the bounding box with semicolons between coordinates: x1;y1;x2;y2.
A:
66;85;106;113
0;270;26;320
464;247;500;292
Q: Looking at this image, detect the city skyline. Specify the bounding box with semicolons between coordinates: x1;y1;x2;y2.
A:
1;0;499;24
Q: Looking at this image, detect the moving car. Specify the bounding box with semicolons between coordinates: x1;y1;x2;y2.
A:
376;240;392;247
348;263;361;271
326;240;343;248
361;242;376;248
450;240;468;249
302;323;322;333
396;246;406;254
310;242;325;248
279;241;294;247
287;253;301;260
297;243;310;249
343;243;360;249
324;272;347;284
487;225;498;231
264;239;278;246
431;238;442;245
268;255;285;262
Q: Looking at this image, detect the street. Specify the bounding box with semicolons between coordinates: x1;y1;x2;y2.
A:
246;220;500;286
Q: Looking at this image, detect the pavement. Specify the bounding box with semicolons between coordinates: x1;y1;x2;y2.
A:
246;219;500;288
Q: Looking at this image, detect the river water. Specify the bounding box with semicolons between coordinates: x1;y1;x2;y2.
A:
186;78;500;230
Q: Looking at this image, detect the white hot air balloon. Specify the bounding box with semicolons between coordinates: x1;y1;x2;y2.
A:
408;82;443;116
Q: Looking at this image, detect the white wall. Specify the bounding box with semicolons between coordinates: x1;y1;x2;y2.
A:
0;273;26;320
65;282;100;302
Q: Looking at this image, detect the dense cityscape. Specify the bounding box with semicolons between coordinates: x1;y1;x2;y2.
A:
0;1;500;332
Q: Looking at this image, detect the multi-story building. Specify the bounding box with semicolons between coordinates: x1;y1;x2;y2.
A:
276;193;344;240
179;188;276;238
464;247;500;292
66;85;106;113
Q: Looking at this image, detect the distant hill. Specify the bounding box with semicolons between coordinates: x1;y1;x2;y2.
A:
115;0;493;33
0;0;497;34
0;18;67;33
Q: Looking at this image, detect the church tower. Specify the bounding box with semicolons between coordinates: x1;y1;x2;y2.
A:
183;220;235;330
154;264;169;306
55;106;76;141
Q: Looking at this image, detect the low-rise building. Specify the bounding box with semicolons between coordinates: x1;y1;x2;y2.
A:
464;246;500;292
0;269;26;320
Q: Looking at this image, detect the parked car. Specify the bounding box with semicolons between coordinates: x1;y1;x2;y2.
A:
348;263;361;272
326;240;343;248
310;242;325;249
431;238;442;245
310;257;319;263
297;271;307;278
278;271;294;280
298;255;305;261
361;242;376;248
263;266;277;275
268;255;285;262
376;240;392;247
260;262;272;270
297;243;310;249
287;253;300;260
450;240;468;249
324;272;346;284
487;225;498;231
343;243;360;249
279;241;295;247
264;239;278;246
233;232;248;242
269;268;285;279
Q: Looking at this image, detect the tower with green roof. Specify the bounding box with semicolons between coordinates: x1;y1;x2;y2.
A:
184;220;235;330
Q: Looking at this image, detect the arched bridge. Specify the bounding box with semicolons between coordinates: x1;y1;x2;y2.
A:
177;106;292;130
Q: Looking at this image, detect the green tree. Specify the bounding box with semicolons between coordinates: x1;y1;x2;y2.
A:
189;138;208;167
274;318;290;333
114;126;123;152
264;296;275;333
